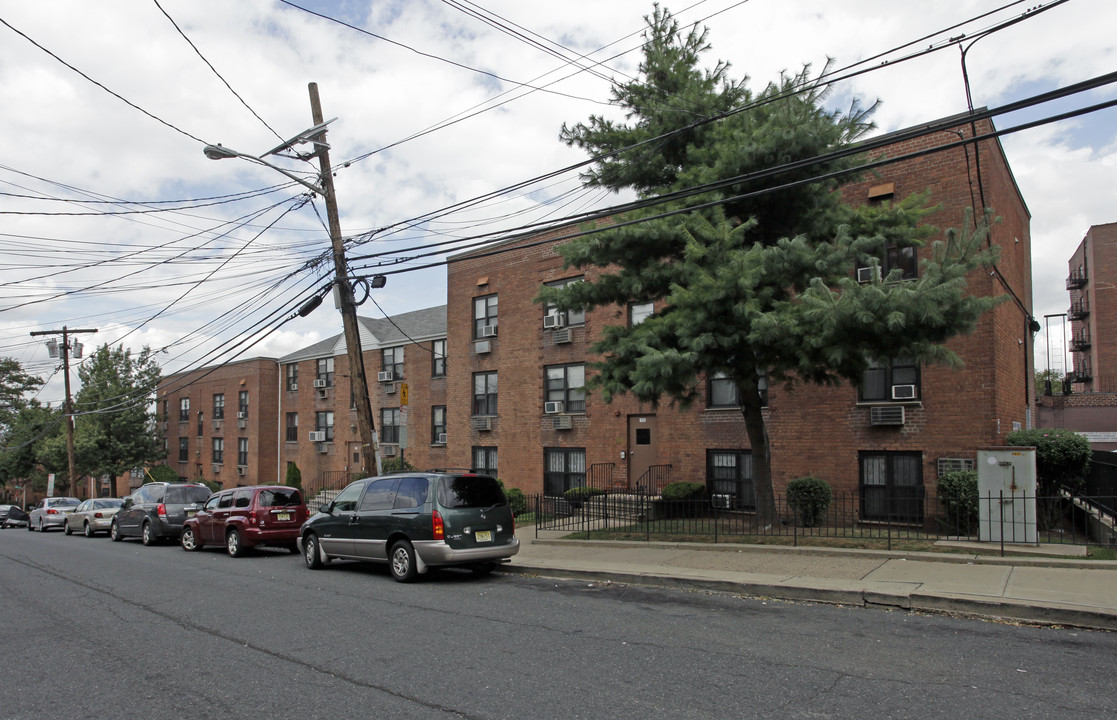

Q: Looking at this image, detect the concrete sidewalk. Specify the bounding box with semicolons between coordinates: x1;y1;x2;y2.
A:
501;529;1117;631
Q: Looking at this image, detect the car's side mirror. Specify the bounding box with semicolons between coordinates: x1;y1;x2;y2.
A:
121;499;133;509
319;503;332;515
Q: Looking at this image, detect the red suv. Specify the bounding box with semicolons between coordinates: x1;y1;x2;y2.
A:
180;485;307;557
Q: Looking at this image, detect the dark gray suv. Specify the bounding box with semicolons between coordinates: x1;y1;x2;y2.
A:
298;471;519;582
111;482;212;545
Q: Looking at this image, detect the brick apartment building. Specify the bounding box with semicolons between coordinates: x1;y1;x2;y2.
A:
157;113;1034;518
443;112;1033;513
1036;221;1117;449
158;308;446;493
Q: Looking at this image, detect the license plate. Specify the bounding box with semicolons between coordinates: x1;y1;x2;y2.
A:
186;510;197;518
475;530;492;543
277;513;291;521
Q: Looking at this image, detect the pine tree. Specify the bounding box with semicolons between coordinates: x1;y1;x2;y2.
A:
541;7;1001;520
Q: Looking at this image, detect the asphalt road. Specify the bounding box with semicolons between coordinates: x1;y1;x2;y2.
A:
2;527;1116;720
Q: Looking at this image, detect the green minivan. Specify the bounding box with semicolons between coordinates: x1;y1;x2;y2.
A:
298;471;519;582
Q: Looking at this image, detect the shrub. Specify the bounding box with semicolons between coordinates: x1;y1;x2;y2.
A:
285;462;303;490
786;476;832;527
1005;428;1092;495
146;465;179;484
937;470;978;535
563;486;605;507
660;481;706;501
380;456;417;474
505;487;527;516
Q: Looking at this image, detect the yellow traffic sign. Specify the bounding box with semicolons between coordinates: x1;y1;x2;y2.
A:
400;382;409;406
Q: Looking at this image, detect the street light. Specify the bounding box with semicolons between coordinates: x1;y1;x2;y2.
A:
203;143;325;195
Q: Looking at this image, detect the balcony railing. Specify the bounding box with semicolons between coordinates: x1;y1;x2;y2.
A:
1069;298;1090;320
1066;267;1088;289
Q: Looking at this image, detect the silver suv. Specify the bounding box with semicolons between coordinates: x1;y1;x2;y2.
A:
298;472;519;582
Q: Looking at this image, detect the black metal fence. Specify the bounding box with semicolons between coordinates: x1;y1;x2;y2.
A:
302;470;361;510
526;490;1117;549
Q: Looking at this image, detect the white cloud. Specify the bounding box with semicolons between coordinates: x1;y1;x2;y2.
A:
1;0;1114;403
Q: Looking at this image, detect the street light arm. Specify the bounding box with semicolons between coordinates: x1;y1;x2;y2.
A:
202;144;325;195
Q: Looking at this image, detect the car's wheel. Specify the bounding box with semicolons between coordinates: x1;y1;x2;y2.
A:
83;522;94;538
389;540;418;583
110;520;123;542
27;519;33;531
141;521;156;546
64;520;72;535
180;527;200;552
226;529;245;558
470;562;497;577
303;534;325;570
38;519;44;533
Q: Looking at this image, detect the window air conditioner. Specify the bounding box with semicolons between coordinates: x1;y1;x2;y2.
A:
384;445;398;457
474;340;491;354
870;406;905;426
385;383;397;394
711;493;733;510
552;328;572;344
237;466;246;476
857;266;879;283
313;379;328;388
308;431;326;442
377;371;394;382
290;383;297;391
552;415;573;430
543;314;564;329
471;416;492;431
237;412;247;420
891;384;917;400
317;443;329;454
481;325;498;337
437;433;448;444
544;401;564;414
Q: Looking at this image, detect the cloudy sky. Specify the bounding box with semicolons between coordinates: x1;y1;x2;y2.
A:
1;0;1114;405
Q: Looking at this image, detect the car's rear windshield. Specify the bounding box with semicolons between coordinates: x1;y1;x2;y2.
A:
53;498;79;507
437;475;506;509
94;499;123;509
166;486;212;504
259;488;303;507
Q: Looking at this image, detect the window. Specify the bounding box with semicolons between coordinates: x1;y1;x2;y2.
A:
315;411;334;442
473;372;498;415
544;448;586;497
213;393;225;420
543;277;585;326
197;412;203;437
177;437;189;463
179;398;189;422
395;477;428;509
707;371;767;408
285;413;298;442
285;363;299;391
331;481;364;513
473;294;498;338
860;357;920;402
629;301;654;326
860;451;924;523
238;391;249;416
706;450;756;510
381;408;400;444
212;438;224;464
163;399;168;422
431;405;446;444
545;364;585;412
237;438;248;466
316;357;334;387
359;478;400;511
473;446;497;476
431;339;446;378
382;346;404;380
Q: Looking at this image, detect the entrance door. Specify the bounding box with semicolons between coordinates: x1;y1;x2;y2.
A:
348;442;363;474
627;415;658;492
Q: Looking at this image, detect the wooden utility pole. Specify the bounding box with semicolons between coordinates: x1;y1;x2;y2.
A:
30;327;97;498
308;82;381;476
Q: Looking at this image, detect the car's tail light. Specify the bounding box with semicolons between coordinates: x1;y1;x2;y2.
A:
432;509;444;540
157;504;167;518
93;512;103;519
249;510;258;525
47;508;59;515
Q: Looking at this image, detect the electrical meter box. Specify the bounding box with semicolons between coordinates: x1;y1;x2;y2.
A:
977;447;1037;544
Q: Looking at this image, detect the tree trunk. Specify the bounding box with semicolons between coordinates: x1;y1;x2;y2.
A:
738;374;777;526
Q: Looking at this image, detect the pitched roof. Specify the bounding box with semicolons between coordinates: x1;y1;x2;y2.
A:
279;305;446;362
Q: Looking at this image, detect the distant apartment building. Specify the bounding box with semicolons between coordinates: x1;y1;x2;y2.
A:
1037;221;1117;450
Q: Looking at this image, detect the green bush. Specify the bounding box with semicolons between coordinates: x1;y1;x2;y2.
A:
786;476;832;527
505;487;527;516
1005;428;1092;495
660;481;706;501
937;470;978;535
563;486;605;506
285;462;303;490
380;456;417;474
145;465;179;484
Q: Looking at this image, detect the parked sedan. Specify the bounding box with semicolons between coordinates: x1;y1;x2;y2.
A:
298;471;519;582
181;485;307;556
63;498;124;537
28;497;81;532
0;505;29;529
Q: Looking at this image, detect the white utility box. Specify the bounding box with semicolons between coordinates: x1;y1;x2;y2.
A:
977;447;1037;544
